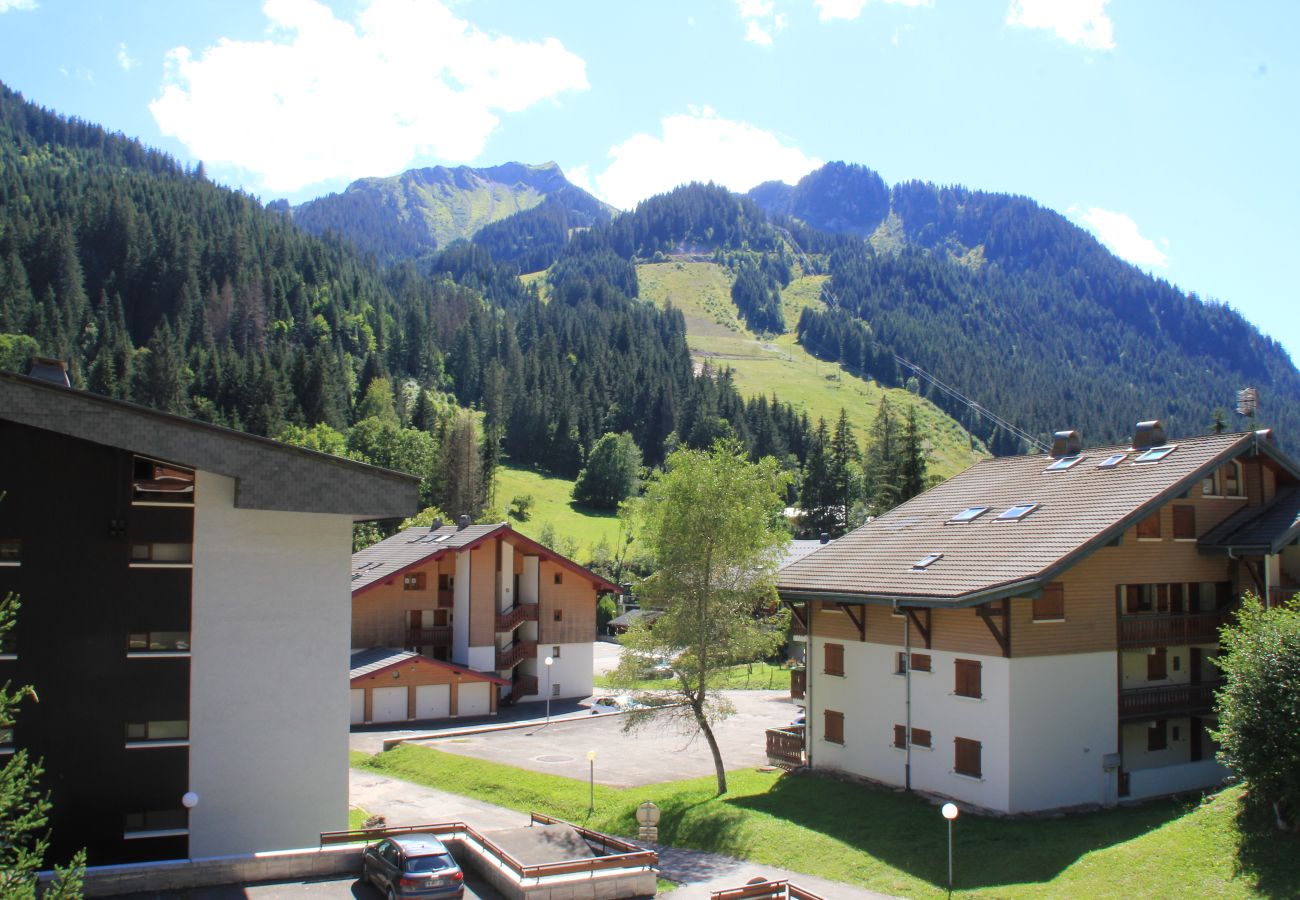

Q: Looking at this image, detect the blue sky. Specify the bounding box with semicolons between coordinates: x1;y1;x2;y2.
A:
2;0;1298;365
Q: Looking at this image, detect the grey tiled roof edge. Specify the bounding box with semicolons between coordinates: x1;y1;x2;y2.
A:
2;372;420;519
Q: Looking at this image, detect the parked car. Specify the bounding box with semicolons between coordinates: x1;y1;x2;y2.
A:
590;694;643;714
362;834;465;899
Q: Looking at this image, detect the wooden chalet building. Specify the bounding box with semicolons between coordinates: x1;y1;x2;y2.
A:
772;422;1300;813
351;522;618;710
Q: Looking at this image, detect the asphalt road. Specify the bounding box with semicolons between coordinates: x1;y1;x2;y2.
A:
122;869;503;899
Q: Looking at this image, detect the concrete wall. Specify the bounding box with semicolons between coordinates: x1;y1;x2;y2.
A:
190;471;354;857
1128;758;1231;800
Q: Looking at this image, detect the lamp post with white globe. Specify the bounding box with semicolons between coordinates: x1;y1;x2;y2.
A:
544;655;554;726
942;802;959;898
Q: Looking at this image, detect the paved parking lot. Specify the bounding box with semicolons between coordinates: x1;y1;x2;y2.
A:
413;690;796;787
124;869;503;899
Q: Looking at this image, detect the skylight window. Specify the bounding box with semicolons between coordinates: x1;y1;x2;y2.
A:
949;506;989;523
912;553;943;570
1045;455;1084;472
1135;445;1177;463
997;504;1038;521
1098;453;1127;469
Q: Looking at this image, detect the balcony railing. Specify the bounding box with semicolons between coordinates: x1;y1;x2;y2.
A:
438;589;454;609
513;675;539;698
1118;612;1226;648
406;626;452;648
765;725;805;769
496;603;539;634
1119;681;1222;721
790;667;806;701
496;640;537;670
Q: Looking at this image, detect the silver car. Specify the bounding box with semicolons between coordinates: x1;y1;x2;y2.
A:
362;834;465;899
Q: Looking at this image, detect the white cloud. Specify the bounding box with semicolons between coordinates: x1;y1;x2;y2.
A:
735;0;787;45
1006;0;1114;51
116;42;138;71
582;107;822;211
815;0;932;22
0;0;38;12
149;0;588;193
1073;206;1168;269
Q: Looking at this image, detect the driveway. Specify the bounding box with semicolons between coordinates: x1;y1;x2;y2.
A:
411;690;796;787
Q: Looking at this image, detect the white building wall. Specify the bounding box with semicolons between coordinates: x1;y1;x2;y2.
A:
189;471;353;858
499;542;514;612
1008;652;1118;811
452;551;471;664
525;642;593;701
1120;648;1191;688
520;556;539;605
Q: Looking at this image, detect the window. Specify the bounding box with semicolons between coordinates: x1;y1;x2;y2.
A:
125;720;188;744
124;809;187;837
132;456;195;504
127;631;190;653
824;710;844;745
438;574;453;591
997;504;1038;521
1147;720;1167;751
824;642;845;677
551;683;560;697
1172;506;1196;541
911;727;932;748
949;506;988;523
552;645;561;659
1136;512;1162;540
130;543;192;564
897;652;931;673
954;659;982;698
912;553;943;570
403;572;426;591
0;539;19;564
1223;463;1242;497
1044;455;1084;471
1147;647;1168;681
1098;453;1127;469
554;573;563;585
1033;583;1065;621
894;724;907;749
554;609;564;622
1135;445;1177;463
954;737;982;778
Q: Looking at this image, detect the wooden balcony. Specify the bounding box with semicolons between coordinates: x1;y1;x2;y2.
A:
513;674;539;698
496;640;537;670
406;626;452;648
790;667;806;701
1118;612;1226;648
765;725;805;769
496;603;539;633
438;589;454;609
1119;681;1222;721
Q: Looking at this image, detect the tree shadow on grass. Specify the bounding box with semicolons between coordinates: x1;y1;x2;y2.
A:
1232;792;1300;898
726;772;1193;892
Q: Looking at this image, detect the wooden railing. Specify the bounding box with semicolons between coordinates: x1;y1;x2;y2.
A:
406;626;452;648
1118;612;1226;648
711;879;825;900
512;675;539;698
790;667;806;701
1119;681;1221;721
496;602;539;633
437;589;454;609
766;725;805;769
496;639;537;670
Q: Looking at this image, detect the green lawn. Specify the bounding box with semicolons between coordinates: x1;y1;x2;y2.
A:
347;806;371;830
354;746;1296;898
492;462;622;557
594;661;793;692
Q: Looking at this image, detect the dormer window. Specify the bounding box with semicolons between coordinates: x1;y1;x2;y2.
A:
948;507;988;524
997;504;1038;521
1202;461;1244;497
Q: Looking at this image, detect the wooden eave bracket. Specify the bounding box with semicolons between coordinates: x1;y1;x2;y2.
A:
837;602;866;641
905;608;932;649
976;599;1011;657
782;599;809;633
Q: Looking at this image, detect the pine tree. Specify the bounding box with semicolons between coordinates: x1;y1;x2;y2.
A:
864;397;901;515
898;405;929;502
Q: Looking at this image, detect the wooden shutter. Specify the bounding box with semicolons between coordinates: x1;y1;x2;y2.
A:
1172;506;1196;540
893;724;907;749
911;653;932;672
954;737;981;777
1147;720;1167;751
911;727;932;748
954;659;982;698
824;710;844;745
1136;512;1161;539
1147;647;1167;680
1033;583;1065;620
824;643;845;677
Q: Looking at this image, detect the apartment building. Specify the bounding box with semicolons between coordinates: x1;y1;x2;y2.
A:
0;367;419;866
772;422;1300;813
351;522;618;712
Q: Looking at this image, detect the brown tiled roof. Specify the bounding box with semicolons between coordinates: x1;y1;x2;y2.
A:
1199;486;1300;554
348;647;508;684
778;431;1285;607
351;522;620;595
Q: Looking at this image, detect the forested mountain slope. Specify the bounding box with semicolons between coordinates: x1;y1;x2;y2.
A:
749;163;1300;449
291;161;613;263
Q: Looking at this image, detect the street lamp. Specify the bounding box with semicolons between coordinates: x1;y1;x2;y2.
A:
941;802;959;898
587;750;597;813
544;656;554;726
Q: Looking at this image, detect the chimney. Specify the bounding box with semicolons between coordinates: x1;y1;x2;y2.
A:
430;518;444;532
457;515;471;530
820;533;830;544
28;357;70;387
1132;420;1166;451
1049;429;1081;458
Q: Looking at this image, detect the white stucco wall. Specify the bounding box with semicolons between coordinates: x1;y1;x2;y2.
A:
189;471;354;858
452;551;471;662
523;643;594;700
1008;652;1118;811
1120;648;1191;689
499;542;514;612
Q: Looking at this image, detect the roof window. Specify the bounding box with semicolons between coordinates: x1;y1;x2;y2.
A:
912;553;943;570
949;506;989;523
1044;455;1084;472
1134;445;1177;463
1098;453;1127;469
997;504;1038;521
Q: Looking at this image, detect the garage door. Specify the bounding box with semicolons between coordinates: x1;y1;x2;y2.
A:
350;689;365;725
458;683;489;717
370;686;409;723
415;684;450;720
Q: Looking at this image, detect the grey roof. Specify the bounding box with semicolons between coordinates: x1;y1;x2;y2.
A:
351;523;505;592
779;539;833;570
608;609;661;628
779;430;1289;607
1;372;419;519
1200;486;1300;554
350;647;420;679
